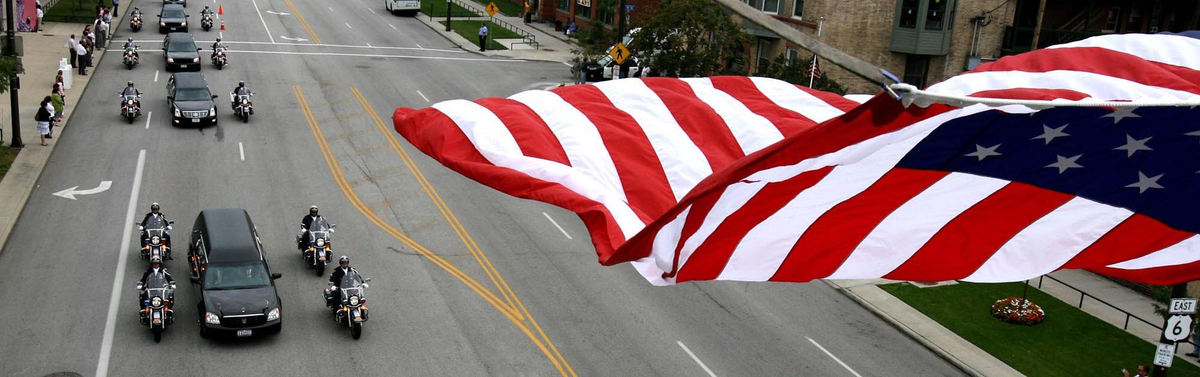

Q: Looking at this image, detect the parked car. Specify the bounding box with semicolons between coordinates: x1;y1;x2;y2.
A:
384;0;420;16
579;28;649;82
188;208;283;338
166;72;218;127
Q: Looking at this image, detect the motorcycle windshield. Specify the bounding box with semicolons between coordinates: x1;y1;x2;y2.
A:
340;272;366;298
143;216;167;234
144;274;171;298
310;218;331;240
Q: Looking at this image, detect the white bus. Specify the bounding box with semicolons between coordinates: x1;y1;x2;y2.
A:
385;0;421;16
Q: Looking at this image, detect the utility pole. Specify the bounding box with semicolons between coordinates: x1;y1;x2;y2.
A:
5;0;21;147
445;0;452;31
616;0;626;44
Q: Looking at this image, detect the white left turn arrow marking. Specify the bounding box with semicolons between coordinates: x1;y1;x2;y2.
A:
279;35;309;42
265;10;292;15
53;181;113;200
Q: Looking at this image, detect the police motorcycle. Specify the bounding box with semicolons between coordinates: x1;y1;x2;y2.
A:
200;13;214;31
298;219;334;276
232;91;252;122
136;268;176;342
211;46;228;70
122;45;139;69
129;9;143;32
137;217;174;261
120;93;142;124
323;271;370;339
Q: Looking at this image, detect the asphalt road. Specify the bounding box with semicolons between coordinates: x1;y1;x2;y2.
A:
0;0;967;376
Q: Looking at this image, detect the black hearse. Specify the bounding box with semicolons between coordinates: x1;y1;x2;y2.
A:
188;208;283;338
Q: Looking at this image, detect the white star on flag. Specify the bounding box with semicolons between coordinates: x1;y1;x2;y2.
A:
1031;124;1070;145
1045;154;1084;174
1114;134;1153;157
964;144;1002;161
1126;171;1164;193
1102;107;1142;124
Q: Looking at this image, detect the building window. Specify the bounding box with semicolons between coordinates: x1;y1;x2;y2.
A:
792;0;803;18
903;54;929;88
898;0;919;28
576;0;591;19
924;0;946;30
786;48;800;64
558;0;569;12
1103;7;1121;32
756;38;774;74
746;0;779;14
598;1;614;25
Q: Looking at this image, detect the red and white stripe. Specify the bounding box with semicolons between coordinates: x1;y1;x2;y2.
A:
394;33;1200;286
395;76;858;264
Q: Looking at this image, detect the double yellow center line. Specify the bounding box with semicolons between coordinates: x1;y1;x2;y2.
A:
282;0;323;44
295;85;576;377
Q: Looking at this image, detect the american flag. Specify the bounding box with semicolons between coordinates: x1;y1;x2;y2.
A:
394;32;1200;286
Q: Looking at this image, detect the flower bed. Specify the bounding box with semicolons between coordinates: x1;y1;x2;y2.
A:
991;297;1046;325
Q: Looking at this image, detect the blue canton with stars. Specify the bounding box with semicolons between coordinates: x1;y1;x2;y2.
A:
895;106;1200;234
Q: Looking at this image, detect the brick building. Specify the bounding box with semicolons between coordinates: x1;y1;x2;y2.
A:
736;0;1200;93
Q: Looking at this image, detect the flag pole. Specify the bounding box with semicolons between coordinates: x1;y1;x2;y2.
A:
808;16;823;88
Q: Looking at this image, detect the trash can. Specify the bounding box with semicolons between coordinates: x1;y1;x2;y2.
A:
59;58;73;90
554;20;562;31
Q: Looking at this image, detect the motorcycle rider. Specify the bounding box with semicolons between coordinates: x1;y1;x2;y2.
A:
136;256;176;310
139;202;171;247
123;38;138;57
120;81;142;114
130;7;142;19
230;81;253;114
211;37;226;60
200;5;214;18
297;205;322;251
325;256;356;308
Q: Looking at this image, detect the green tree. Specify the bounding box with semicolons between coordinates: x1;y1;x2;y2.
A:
629;0;748;77
0;56;24;95
758;54;845;95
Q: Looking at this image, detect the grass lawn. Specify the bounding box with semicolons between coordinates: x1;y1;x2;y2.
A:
464;0;522;16
0;145;18;182
880;282;1200;377
438;20;520;50
419;0;480;18
45;0;105;23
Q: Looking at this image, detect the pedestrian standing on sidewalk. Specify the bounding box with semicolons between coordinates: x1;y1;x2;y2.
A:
522;0;531;23
36;4;44;31
67;34;79;68
75;39;89;75
51;89;65;125
43;96;57;138
96;17;109;49
477;24;488;52
112;0;119;14
36;97;53;146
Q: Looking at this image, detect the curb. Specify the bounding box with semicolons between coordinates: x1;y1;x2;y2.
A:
823;279;1022;377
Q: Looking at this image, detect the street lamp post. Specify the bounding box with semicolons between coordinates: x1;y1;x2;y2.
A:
5;0;21;147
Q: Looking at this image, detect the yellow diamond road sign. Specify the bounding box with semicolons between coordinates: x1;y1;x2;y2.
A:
486;2;500;17
609;42;631;65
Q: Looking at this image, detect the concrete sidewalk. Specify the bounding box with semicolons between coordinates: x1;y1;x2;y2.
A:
0;18;121;253
827;272;1200;376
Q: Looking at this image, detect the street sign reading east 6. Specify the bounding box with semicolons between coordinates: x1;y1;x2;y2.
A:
1170;298;1198;314
1165;314;1193;342
486;2;500;17
609;43;631;65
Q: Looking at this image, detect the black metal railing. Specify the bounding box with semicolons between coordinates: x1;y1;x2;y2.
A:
442;0;539;49
1037;274;1163;332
